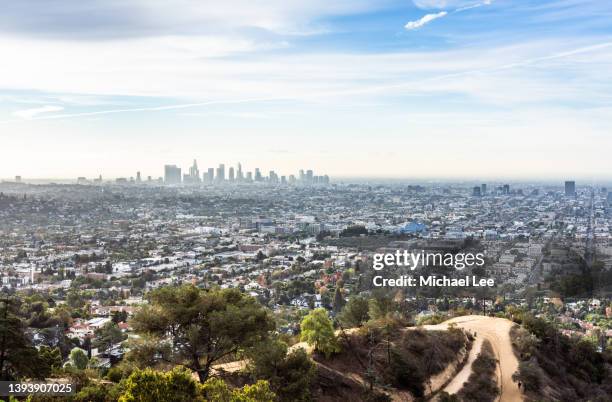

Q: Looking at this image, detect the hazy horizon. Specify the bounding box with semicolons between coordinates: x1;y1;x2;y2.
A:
1;174;608;186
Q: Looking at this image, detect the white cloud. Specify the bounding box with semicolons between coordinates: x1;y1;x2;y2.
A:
2;37;611;109
12;105;64;119
0;0;389;38
413;0;492;11
455;1;491;12
404;11;448;30
413;0;478;9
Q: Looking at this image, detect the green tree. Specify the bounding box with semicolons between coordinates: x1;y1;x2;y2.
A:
0;298;42;380
201;378;275;402
112;310;129;324
368;291;395;320
38;346;63;376
332;287;345;314
131;285;275;382
73;383;119;402
249;340;316;402
118;367;200;402
338;296;370;327
93;322;127;355
238;381;276;402
66;290;85;309
300;308;340;358
68;347;89;370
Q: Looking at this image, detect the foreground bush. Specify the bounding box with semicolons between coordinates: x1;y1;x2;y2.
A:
249;340;316;402
118;367;202;402
115;367;276;402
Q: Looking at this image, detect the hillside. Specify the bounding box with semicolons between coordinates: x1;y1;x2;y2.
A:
511;314;612;401
310;323;473;401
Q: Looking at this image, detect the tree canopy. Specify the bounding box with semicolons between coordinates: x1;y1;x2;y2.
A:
131;285;275;382
0;298;42;380
248;339;316;402
338;295;370;327
118;367;201;402
94;322;127;355
68;347;89;370
300;308;340;358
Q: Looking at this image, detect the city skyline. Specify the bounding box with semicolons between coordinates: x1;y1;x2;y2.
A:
2;1;612;179
5;159;331;185
162;160;330;185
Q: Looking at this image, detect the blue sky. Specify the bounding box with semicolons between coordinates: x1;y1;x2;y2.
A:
1;0;612;180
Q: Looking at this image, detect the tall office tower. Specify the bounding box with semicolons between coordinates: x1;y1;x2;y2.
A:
188;159;200;181
228;167;235;182
255;168;262;182
323;175;330;184
164;165;182;184
236;163;243;181
289;174;296;184
299;169;305;181
207;168;214;183
269;171;278;183
136;171;141;182
281;175;287;184
306;169;314;183
216;164;225;182
565;181;576;196
481;183;487;195
15;175;21;183
246;171;253;182
502;184;510;195
472;186;482;197
147;175;152;182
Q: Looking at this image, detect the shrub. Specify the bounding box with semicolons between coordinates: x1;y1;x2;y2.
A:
512;360;541;392
249;340;316;402
457;340;499;402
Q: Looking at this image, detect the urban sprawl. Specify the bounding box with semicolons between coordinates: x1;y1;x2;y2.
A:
1;170;611;374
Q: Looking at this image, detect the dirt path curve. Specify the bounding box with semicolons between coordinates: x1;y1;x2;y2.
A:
443;335;483;394
213;316;521;402
422;315;522;402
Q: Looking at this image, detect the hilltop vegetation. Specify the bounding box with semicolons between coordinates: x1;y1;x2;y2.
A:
511;313;612;401
312;320;471;399
1;284;481;402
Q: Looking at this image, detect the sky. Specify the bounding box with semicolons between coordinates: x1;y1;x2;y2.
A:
1;0;612;180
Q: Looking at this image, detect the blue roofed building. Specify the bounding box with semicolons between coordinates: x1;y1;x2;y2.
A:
398;222;427;234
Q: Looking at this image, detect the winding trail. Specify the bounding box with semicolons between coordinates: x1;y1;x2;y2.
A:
422;315;522;402
213;315;522;402
443;336;483;395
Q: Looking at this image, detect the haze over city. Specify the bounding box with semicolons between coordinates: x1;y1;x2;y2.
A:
2;0;612;179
